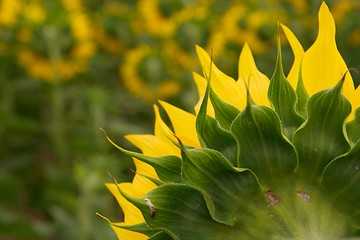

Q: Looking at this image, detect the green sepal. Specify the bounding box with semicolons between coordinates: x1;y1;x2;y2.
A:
120;149;181;183
231;102;298;189
321;140;360;224
137;172;164;187
268;35;304;139
111;222;159;237
148;231;174;240
102;129;182;183
196;79;238;165
128;184;239;240
209;87;241;131
346;107;360;145
180;146;263;225
96;213;159;237
292;78;351;183
295;66;309;119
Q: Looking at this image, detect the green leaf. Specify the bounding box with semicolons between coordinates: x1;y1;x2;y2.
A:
321;140;360;224
295;67;309;119
148;231;174;240
231;103;298;189
196;80;238;165
209;87;241;131
181;147;263;225
268;37;304;139
102;130;182;183
292;79;351;183
346;107;360;145
127;184;240;240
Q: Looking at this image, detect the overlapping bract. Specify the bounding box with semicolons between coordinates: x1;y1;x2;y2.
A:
103;3;360;239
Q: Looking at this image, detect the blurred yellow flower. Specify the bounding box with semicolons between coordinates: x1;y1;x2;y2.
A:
23;1;46;23
18;49;88;81
0;0;22;26
209;4;279;55
120;45;181;102
137;0;209;37
93;2;128;55
17;0;96;81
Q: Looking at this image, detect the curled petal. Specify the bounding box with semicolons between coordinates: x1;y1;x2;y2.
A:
238;43;270;107
106;182;145;224
154;105;172;139
159;100;200;148
153;105;181;156
193;72;215;117
196;45;246;110
280;23;304;88
106;182;150;239
131;171;158;195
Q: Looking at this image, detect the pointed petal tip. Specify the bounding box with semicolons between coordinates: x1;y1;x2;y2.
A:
318;1;335;37
320;1;329;10
153;103;159;112
319;1;332;18
195;44;206;56
239;42;254;65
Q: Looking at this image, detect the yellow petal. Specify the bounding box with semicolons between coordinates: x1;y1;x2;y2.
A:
301;2;359;119
238;43;270;107
193;72;215;117
132;158;158;180
111;225;148;240
159;100;200;148
125;133;179;187
125;134;178;157
195;45;246;110
302;2;353;96
106;182;149;239
106;182;144;224
153;105;181;156
131;170;157;194
281;23;304;88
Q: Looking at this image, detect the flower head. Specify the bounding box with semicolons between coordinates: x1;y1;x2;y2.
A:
102;2;360;239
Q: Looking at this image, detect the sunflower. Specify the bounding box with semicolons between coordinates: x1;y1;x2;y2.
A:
101;2;360;239
120;45;182;102
208;3;280;56
93;1;133;55
17;0;96;81
136;0;210;37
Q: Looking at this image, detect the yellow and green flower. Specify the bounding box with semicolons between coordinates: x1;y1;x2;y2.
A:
101;2;360;239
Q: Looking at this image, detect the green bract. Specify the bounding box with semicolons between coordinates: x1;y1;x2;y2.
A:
104;46;360;239
102;3;360;240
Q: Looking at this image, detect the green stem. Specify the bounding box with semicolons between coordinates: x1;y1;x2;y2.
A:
0;74;14;118
43;26;67;167
91;88;107;150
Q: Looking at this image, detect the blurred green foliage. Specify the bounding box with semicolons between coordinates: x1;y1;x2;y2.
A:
0;0;359;239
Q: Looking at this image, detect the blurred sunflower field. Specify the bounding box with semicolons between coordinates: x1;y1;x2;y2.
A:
0;0;359;239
